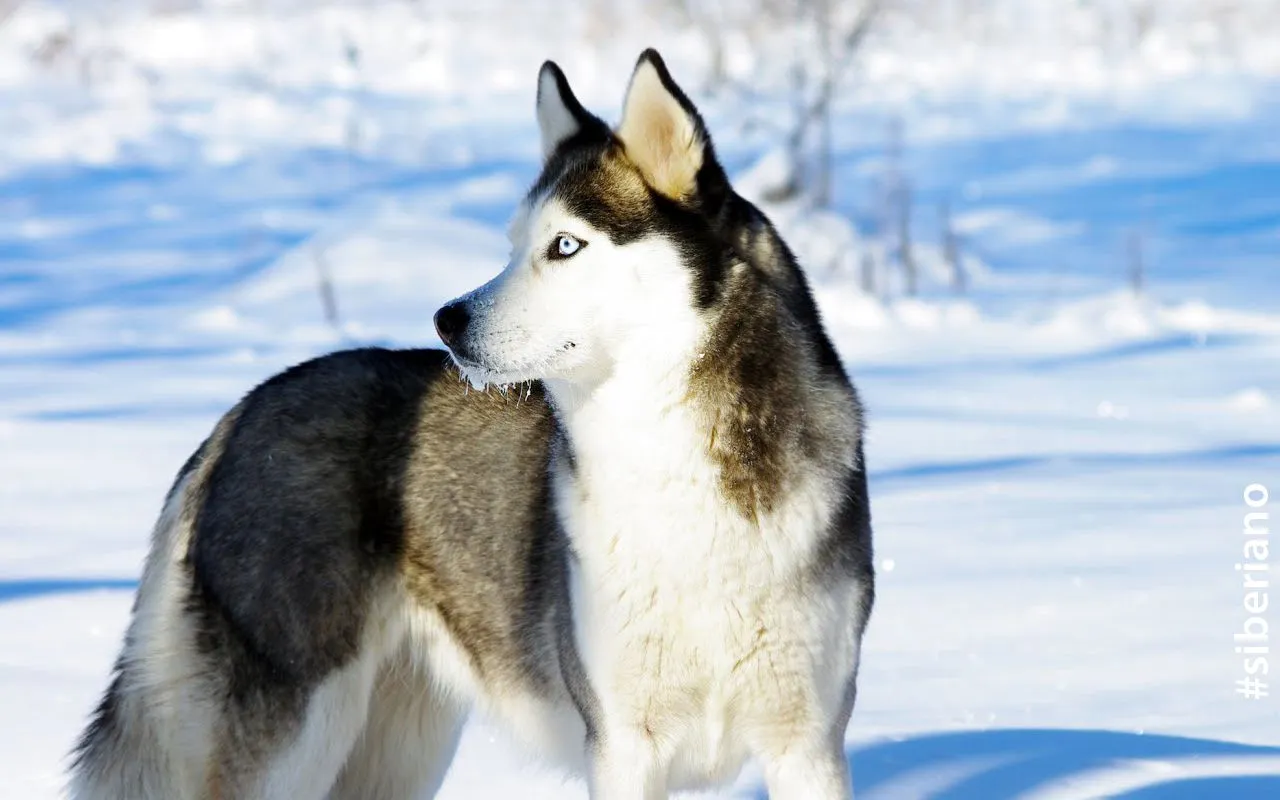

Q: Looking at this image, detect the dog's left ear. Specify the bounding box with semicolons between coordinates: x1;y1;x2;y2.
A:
537;61;608;161
616;49;721;202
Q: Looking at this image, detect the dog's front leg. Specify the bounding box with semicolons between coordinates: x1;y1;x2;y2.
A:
586;728;666;800
759;739;853;800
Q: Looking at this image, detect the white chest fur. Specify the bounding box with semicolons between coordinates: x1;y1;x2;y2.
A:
548;367;864;789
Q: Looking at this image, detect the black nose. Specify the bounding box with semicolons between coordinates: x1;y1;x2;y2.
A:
434;302;470;348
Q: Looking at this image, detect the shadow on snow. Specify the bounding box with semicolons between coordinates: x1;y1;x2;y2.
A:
0;577;137;604
809;729;1280;799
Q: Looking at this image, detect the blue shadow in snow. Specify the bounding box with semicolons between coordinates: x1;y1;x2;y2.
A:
0;577;138;604
0;151;533;331
870;442;1280;487
854;332;1256;380
1118;776;1280;799
746;729;1280;799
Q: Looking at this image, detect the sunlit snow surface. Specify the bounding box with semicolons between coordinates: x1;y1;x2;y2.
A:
2;2;1279;797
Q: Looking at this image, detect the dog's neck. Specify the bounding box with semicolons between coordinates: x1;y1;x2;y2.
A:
543;303;704;469
544;267;854;520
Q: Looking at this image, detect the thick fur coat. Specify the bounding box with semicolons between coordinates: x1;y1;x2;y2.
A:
70;50;874;800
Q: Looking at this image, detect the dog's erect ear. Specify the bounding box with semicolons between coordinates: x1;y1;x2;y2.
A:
537;61;606;160
616;49;714;201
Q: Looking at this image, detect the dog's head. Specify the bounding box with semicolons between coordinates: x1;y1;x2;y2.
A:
435;49;736;390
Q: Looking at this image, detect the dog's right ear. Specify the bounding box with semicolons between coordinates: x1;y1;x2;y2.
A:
536;61;606;161
615;49;722;203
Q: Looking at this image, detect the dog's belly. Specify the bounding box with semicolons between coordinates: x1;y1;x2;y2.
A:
402;601;588;773
476;683;589;774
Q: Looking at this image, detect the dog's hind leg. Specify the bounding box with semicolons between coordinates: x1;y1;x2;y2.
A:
226;593;407;800
330;644;467;800
236;660;379;799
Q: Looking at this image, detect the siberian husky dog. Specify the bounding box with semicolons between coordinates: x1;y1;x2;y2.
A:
70;50;873;800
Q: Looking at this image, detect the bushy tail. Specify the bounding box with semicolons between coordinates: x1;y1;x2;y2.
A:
69;472;206;800
68;667;176;799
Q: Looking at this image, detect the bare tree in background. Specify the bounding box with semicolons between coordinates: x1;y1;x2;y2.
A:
670;0;773;93
0;0;20;26
674;0;728;90
1127;228;1145;295
859;250;876;296
801;0;882;207
896;181;916;296
313;246;345;336
680;0;883;206
672;0;887;300
941;199;965;295
779;0;883;206
879;116;918;297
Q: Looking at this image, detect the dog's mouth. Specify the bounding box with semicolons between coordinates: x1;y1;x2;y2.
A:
446;339;580;391
445;350;505;389
446;346;537;391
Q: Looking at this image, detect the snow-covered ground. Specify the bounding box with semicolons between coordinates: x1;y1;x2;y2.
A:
2;1;1279;797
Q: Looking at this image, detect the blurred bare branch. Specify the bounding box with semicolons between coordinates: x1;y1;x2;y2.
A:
896;180;915;296
860;250;877;297
313;247;344;335
0;0;21;27
1127;229;1145;295
941;200;965;295
679;0;884;206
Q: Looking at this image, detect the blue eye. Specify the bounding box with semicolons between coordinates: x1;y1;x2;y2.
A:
554;234;583;258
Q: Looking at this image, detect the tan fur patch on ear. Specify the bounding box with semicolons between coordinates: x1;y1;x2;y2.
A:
616;61;703;200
